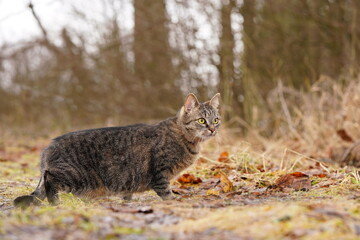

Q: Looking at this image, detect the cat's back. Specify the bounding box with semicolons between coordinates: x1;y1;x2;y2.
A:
43;124;153;158
41;123;159;169
44;120;178;164
55;124;146;140
52;123;150;146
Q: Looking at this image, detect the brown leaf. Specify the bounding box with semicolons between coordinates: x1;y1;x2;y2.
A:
0;158;9;162
172;188;191;195
256;164;266;172
290;172;307;177
30;146;39;152
274;172;311;191
219;172;234;193
218;151;229;162
205;173;233;195
210;164;234;172
177;173;202;184
313;173;327;178
336;129;354;142
206;188;220;196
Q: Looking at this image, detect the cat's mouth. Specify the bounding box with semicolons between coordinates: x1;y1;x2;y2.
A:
200;131;216;140
208;129;217;137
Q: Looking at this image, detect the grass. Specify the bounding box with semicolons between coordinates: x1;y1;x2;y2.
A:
0;134;360;240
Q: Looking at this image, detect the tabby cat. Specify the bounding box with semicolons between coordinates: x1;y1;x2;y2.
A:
14;93;221;208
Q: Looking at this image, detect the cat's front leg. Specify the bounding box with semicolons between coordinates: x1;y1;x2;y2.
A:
150;174;175;200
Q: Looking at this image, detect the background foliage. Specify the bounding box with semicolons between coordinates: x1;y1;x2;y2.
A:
0;0;359;135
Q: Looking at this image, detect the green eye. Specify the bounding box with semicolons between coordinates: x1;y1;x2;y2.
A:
197;118;206;124
213;118;219;124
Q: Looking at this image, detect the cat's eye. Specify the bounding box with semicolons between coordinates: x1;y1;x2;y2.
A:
213;118;219;124
197;118;206;124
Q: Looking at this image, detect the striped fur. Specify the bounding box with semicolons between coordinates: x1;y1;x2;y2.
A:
14;93;221;208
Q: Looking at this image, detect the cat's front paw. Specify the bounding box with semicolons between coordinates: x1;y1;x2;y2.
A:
122;193;133;201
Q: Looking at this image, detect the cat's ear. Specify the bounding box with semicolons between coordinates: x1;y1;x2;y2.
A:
209;93;220;110
184;93;200;113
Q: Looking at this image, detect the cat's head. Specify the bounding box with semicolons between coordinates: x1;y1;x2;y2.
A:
177;93;221;143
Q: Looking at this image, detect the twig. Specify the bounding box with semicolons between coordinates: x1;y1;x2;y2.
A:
198;155;219;165
289;156;302;172
280;148;286;170
28;1;59;54
28;1;48;40
285;148;331;173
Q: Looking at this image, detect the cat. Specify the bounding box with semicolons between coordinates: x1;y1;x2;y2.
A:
14;93;221;208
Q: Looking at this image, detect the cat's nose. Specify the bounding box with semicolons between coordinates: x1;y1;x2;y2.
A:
209;128;215;133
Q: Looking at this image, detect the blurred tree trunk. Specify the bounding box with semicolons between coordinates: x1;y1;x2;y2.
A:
134;0;180;118
218;0;244;122
96;18;134;120
240;0;264;124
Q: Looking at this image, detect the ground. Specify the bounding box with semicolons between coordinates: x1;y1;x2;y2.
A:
1;135;360;240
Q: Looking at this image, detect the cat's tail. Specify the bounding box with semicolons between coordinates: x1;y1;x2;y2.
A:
14;175;46;209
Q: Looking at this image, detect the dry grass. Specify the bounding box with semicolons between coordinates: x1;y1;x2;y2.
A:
225;77;360;162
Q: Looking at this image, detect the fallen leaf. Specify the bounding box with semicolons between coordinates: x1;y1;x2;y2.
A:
273;172;311;191
177;173;202;184
219;172;234;193
218;151;229;162
30;146;38;152
172;188;191;195
290;172;307;177
206;188;220;196
256;164;267;172
336;129;354;142
210;164;234;172
314;173;327;178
